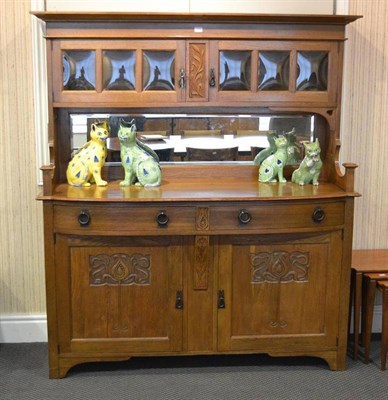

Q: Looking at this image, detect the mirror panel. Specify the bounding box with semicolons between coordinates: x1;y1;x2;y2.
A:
69;113;326;164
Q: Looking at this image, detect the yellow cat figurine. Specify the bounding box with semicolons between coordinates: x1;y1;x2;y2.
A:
66;121;110;187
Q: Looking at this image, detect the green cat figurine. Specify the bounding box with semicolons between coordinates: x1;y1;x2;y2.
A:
258;136;288;183
291;139;322;186
66;120;109;187
285;128;302;165
253;131;277;165
118;119;162;187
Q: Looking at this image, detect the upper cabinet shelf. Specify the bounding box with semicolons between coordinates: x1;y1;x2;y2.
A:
51;39;338;107
34;12;361;108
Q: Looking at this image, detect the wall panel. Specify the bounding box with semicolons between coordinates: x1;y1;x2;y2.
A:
0;0;46;315
341;0;388;249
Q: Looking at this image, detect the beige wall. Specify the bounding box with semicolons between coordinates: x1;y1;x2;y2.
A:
0;0;386;316
341;0;388;249
0;0;45;315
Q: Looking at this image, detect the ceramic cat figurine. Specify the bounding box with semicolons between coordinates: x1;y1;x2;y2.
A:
259;136;288;183
253;131;277;165
66;120;109;187
285;128;302;165
118;119;162;187
292;139;322;186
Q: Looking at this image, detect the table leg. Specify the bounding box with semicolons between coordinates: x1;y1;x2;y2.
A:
352;271;363;360
381;285;388;371
363;276;377;364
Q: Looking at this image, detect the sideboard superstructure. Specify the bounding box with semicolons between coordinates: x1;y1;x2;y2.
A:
33;12;360;378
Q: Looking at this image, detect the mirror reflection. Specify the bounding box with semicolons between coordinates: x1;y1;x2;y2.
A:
70;113;319;164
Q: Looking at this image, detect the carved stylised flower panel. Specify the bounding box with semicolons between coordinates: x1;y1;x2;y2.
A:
89;253;151;286
251;251;310;283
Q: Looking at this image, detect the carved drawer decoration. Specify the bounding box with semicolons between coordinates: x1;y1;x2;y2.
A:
251;251;310;283
196;207;210;231
89;253;151;286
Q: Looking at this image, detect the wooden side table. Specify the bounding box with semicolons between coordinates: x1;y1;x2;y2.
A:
349;249;388;360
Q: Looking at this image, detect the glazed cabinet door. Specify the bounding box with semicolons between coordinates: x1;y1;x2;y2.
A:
52;40;186;105
55;235;183;354
217;231;342;353
209;40;338;107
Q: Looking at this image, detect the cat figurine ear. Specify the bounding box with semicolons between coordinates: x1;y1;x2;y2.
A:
291;139;323;186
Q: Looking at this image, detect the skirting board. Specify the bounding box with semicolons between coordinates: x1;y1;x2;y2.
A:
0;307;384;343
0;314;48;343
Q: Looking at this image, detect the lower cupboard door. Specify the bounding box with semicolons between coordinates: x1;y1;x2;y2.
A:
217;232;342;353
55;235;183;354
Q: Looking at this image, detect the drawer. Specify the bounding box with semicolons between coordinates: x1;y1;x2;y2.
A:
53;204;196;234
210;201;345;231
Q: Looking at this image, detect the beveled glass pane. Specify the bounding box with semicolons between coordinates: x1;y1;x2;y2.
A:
143;51;175;91
297;51;328;91
219;51;251;91
258;51;290;91
63;51;95;90
103;50;135;90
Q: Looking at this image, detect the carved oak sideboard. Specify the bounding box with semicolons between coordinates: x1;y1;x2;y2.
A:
32;12;360;378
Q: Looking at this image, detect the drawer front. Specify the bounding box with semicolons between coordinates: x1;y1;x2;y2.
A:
53;204;196;234
210;201;345;231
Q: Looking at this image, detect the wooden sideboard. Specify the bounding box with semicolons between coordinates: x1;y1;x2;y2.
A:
33;12;360;378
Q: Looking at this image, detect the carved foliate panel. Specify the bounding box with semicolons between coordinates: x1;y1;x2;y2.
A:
89;253;151;286
193;235;210;290
251;251;310;283
188;43;207;100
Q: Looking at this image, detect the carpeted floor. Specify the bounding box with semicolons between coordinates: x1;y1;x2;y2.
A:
1;339;388;400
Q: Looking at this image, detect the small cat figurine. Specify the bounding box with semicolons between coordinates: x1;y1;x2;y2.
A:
253;131;277;165
259;136;288;183
292;139;323;186
66;120;109;187
285;128;302;165
118;119;162;187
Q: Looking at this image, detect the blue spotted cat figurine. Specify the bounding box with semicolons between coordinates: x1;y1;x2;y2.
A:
292;139;322;186
66;120;109;186
259;136;288;183
118;119;162;187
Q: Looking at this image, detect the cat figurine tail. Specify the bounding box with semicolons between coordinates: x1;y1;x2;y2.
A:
291;139;323;186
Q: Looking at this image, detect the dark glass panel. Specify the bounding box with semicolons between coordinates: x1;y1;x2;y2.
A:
103;50;135;91
63;50;95;90
143;51;175;91
297;51;328;91
219;51;251;91
258;51;290;91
